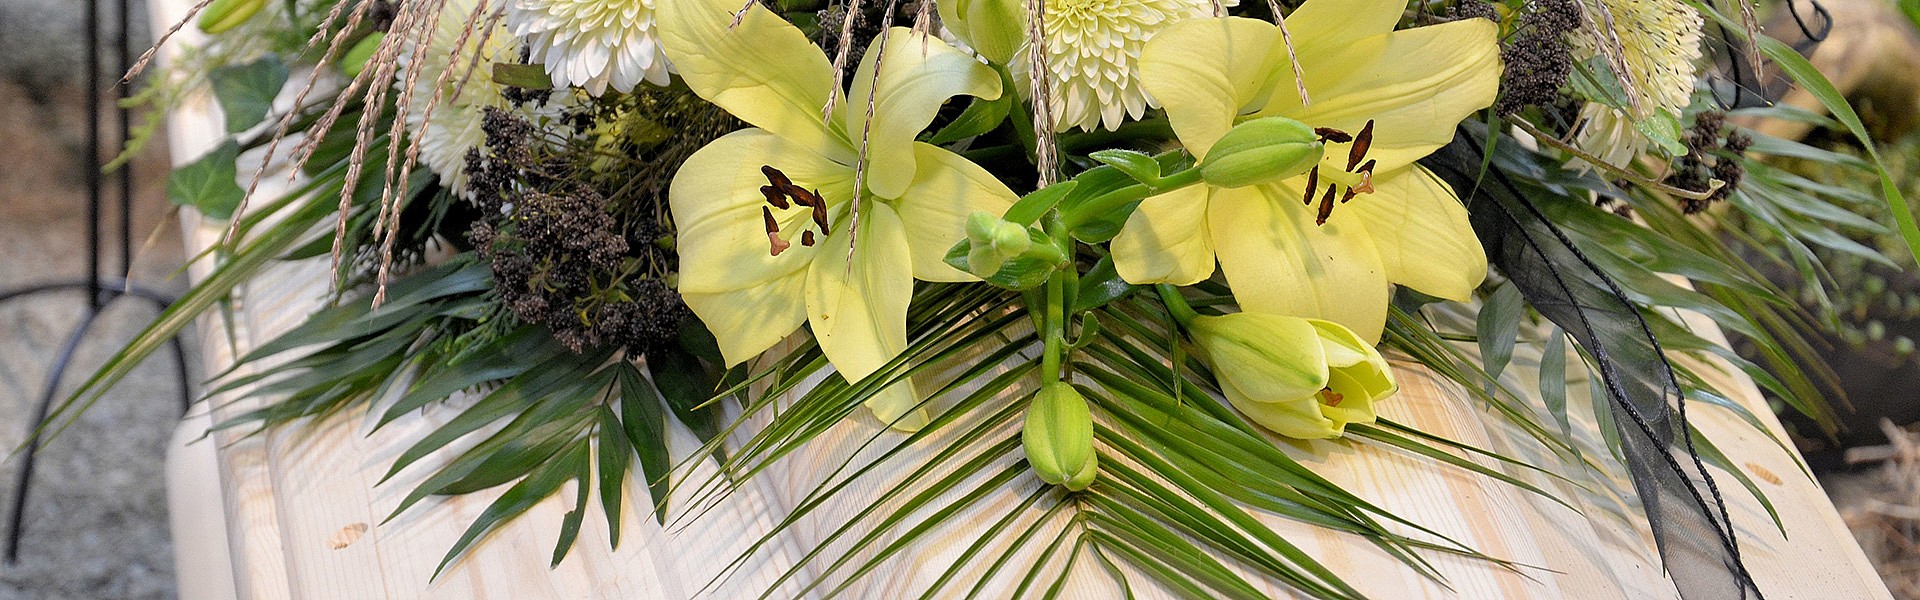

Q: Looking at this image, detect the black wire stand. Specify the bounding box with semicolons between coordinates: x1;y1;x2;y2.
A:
2;0;193;564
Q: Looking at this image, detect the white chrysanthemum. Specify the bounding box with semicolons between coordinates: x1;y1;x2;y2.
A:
1019;0;1225;131
1572;0;1704;162
507;0;671;95
399;0;568;193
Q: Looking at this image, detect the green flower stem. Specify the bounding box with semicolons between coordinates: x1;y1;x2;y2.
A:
1063;165;1203;230
1040;212;1072;381
1155;284;1199;328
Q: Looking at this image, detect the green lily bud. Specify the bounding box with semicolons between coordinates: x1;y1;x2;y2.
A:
1199;117;1325;189
965;211;1033;278
1188;312;1396;439
938;0;1025;65
340;33;384;79
198;0;268;34
1023;381;1097;491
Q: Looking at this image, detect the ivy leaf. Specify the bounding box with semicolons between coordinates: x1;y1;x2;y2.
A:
210;56;288;133
166;140;244;219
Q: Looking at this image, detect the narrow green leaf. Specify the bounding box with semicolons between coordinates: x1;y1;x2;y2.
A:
1071;255;1136;314
1476;282;1524;388
552;449;593;567
434;444;587;578
1540;329;1570;437
927;92;1013;144
1088;149;1162;186
1697;2;1920;265
616;364;674;524
594;406;630;548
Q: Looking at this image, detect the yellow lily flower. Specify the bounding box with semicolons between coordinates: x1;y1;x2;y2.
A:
658;0;1014;428
1113;4;1500;342
1189;312;1396;439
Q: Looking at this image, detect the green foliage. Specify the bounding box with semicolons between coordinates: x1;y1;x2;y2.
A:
166;141;245;219
210;55;290;133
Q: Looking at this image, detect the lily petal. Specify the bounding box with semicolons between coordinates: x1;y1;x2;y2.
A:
1286;0;1408;49
1231;389;1341;439
850;28;1003;200
805;202;917;422
1342;166;1486;302
1209;184;1392;343
1257;19;1501;171
657;0;849;160
671;129;853;364
892;142;1020;282
1137;17;1287;160
1112;184;1217;285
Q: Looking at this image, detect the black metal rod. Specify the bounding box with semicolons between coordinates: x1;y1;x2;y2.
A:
0;0;196;566
117;0;133;282
3;310;103;564
85;0;103;312
0;278;180;307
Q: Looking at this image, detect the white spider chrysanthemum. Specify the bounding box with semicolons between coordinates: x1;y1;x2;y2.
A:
1572;0;1703;164
1020;0;1227;131
507;0;672;95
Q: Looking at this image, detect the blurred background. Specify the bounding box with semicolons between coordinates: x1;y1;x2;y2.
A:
4;0;1920;598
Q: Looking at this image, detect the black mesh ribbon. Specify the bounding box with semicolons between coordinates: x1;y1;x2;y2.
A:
1422;125;1764;600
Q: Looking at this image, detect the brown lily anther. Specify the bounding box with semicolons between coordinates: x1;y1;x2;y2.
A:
1301;119;1380;226
759;165;833;255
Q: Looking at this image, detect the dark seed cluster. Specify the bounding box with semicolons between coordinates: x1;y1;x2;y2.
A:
1495;0;1580;117
461;88;736;354
1667;110;1751;213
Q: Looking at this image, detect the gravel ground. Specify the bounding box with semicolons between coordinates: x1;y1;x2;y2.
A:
0;1;190;597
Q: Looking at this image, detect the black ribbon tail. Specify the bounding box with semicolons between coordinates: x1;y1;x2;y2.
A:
1423;124;1764;600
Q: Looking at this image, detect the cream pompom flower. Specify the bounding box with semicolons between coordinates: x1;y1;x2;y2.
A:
1020;0;1226;132
507;0;672;95
1572;0;1704;163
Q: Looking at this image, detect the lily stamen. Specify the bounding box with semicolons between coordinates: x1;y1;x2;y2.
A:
1318;388;1345;407
763;206;792;256
1303;120;1381;225
760;165;834;253
1345;120;1375;171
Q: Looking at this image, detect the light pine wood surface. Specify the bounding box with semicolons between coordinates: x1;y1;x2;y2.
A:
154;1;1894;597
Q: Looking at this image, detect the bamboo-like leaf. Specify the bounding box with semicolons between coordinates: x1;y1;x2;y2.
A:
1477;282;1524;388
594;406;631;548
433;443;588;578
552;450;593;567
1540;330;1571;437
1693;1;1920;265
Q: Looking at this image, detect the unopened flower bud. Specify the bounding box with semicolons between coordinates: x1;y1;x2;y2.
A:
1189;312;1396;439
1199;117;1325;189
1023;382;1097;491
938;0;1025;64
198;0;268;34
965;211;1032;278
341;33;384;79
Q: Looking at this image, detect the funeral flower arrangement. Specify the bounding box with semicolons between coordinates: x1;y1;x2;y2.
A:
63;0;1916;597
